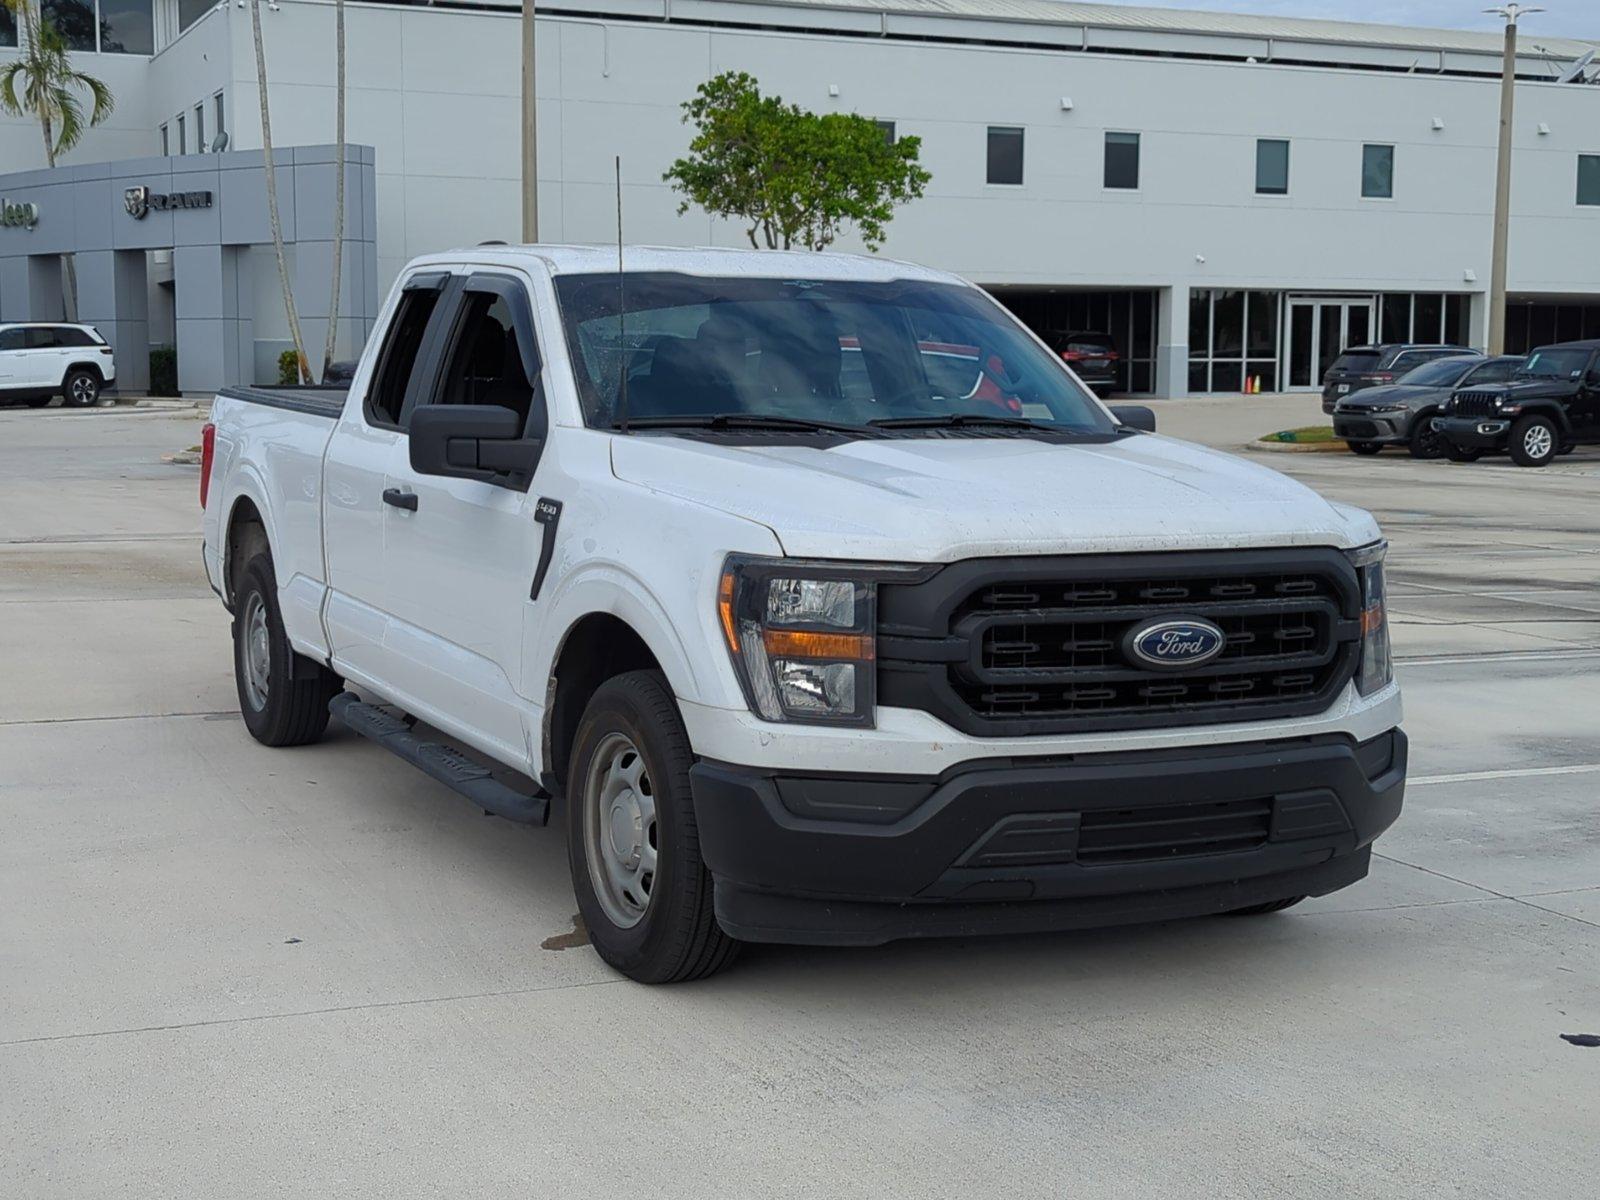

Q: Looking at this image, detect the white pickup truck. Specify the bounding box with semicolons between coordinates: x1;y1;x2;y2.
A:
201;245;1405;983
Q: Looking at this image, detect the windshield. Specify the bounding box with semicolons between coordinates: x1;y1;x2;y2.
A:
1398;357;1475;387
1517;347;1591;379
553;273;1115;434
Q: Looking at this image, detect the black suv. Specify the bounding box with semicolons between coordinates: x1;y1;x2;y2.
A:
1433;339;1600;467
1043;330;1119;395
1321;344;1479;413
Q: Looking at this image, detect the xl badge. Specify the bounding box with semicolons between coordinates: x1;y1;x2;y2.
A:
1125;616;1226;670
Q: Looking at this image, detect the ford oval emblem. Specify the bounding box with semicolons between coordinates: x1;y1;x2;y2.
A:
1125;616;1227;670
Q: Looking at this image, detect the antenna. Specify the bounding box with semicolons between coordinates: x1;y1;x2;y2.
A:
613;155;630;434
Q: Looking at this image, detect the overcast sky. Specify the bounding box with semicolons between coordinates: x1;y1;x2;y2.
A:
1100;1;1597;40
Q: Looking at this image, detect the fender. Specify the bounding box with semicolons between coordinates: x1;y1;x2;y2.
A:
1511;398;1576;434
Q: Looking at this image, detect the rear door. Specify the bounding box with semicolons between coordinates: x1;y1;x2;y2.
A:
374;269;551;769
20;327;64;388
1575;352;1600;436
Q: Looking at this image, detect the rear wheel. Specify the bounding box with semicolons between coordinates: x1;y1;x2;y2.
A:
232;554;342;746
1226;896;1306;916
1407;415;1446;460
1508;415;1558;468
1444;443;1483;463
566;670;739;983
1346;440;1382;456
62;369;100;408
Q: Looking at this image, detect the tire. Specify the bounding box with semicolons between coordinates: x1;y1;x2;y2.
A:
1407;414;1446;460
1225;896;1306;916
232;554;342;746
1346;441;1382;456
1444;443;1483;463
1508;414;1558;468
61;369;101;408
566;670;739;984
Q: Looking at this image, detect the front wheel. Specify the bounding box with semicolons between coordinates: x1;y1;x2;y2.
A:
62;369;101;407
566;670;739;984
1508;415;1558;468
232;554;342;746
1346;441;1382;456
1407;416;1446;460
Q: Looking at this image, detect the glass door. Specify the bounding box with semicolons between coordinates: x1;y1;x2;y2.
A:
1284;298;1376;391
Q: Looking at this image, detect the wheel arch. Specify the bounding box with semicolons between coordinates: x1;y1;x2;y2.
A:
222;490;275;609
61;361;105;386
543;611;670;791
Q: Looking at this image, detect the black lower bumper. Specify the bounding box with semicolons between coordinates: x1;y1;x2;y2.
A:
1432;415;1508;449
690;730;1406;946
1333;413;1413;444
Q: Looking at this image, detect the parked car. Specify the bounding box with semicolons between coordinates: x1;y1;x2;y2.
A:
0;322;116;407
1321;343;1479;413
1433;339;1600;467
200;245;1404;983
1333;355;1524;458
1042;329;1120;395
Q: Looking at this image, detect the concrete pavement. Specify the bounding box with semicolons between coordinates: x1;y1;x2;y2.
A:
2;403;1597;1198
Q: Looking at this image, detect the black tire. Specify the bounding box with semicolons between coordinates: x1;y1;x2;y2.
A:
566;670;739;984
1225;896;1306;916
1444;443;1483;463
232;554;342;746
1346;441;1382;456
1407;414;1446;460
1508;415;1558;468
61;369;101;408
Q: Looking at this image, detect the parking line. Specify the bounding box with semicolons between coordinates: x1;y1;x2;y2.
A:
1398;648;1600;666
1409;763;1600;787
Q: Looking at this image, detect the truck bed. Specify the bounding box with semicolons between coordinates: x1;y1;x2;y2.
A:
217;385;348;419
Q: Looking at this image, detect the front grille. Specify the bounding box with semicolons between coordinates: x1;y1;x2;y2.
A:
1336;419;1380;438
877;549;1362;736
1452;391;1501;418
1077;797;1272;864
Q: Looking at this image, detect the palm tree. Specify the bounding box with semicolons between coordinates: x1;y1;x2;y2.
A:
0;0;114;320
322;0;346;378
249;0;311;383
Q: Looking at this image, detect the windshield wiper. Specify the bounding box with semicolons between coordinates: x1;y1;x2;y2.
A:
868;412;1068;433
616;413;880;436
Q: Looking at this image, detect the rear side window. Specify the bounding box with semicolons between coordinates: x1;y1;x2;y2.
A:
53;327;97;347
1330;351;1380;374
0;328;24;351
367;284;442;427
25;328;62;349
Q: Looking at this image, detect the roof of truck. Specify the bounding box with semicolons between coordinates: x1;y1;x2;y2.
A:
415;244;967;284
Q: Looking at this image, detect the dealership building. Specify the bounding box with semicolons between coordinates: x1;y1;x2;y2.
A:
2;0;1599;395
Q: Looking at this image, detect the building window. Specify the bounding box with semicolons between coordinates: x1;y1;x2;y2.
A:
1256;139;1290;195
0;3;16;48
1578;155;1600;206
40;0;152;55
1189;290;1281;394
42;0;95;50
176;113;186;155
986;126;1024;186
194;104;206;153
1362;144;1394;199
160;123;169;156
1104;132;1140;190
215;92;227;147
874;120;896;145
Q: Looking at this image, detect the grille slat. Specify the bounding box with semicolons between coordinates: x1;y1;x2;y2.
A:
1077;798;1272;864
1453;391;1501;418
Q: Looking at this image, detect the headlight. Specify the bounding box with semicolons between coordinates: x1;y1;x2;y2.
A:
1345;541;1392;696
1366;405;1406;414
717;556;909;726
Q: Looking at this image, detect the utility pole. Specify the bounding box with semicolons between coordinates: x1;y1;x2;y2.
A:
521;0;538;242
1484;4;1542;354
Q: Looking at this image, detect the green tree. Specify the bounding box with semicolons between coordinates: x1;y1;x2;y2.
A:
1;0;115;319
664;71;930;253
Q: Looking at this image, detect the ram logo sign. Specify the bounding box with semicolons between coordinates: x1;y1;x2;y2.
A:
123;185;214;220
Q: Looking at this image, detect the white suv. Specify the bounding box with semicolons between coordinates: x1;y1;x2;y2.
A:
0;322;117;408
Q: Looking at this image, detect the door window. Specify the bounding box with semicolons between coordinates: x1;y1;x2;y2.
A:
0;329;24;351
366;283;443;428
25;328;64;349
433;292;537;428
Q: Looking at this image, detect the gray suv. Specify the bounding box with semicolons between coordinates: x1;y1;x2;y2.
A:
1334;355;1523;458
1321;343;1479;413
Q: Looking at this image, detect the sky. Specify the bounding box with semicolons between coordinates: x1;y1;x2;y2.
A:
1092;1;1597;40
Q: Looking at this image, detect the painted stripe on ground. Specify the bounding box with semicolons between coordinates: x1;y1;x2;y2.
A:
1410;763;1600;787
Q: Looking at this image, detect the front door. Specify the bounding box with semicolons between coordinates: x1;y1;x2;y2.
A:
1576;353;1600;436
375;270;551;771
1286;298;1375;390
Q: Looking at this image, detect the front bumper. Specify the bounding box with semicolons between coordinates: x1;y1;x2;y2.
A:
1432;416;1509;449
691;729;1406;945
1333;410;1414;443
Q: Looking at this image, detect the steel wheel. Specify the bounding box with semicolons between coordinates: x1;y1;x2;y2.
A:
241;591;272;711
582;731;658;929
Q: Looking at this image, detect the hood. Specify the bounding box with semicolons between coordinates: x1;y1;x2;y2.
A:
1339;384;1442;408
1490;377;1575;400
610;432;1380;561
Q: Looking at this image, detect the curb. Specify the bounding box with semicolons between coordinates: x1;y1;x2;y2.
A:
1245;439;1349;454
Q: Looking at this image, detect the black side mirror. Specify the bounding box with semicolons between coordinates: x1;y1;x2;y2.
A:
410;405;540;482
1109;404;1156;433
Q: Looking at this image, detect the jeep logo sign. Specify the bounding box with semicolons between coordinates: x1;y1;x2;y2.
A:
0;198;41;230
123;185;213;220
1125;617;1228;670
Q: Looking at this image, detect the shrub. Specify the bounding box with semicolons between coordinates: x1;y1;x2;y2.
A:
278;349;300;385
148;345;178;396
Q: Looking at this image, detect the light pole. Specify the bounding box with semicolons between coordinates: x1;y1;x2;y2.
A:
521;0;538;242
1484;4;1542;354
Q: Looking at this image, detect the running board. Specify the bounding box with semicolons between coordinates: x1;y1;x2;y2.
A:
329;694;550;826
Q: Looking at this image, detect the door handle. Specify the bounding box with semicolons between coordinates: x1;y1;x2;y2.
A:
382;488;418;512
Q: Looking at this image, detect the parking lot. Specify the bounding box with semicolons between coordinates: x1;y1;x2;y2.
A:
3;399;1597;1197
